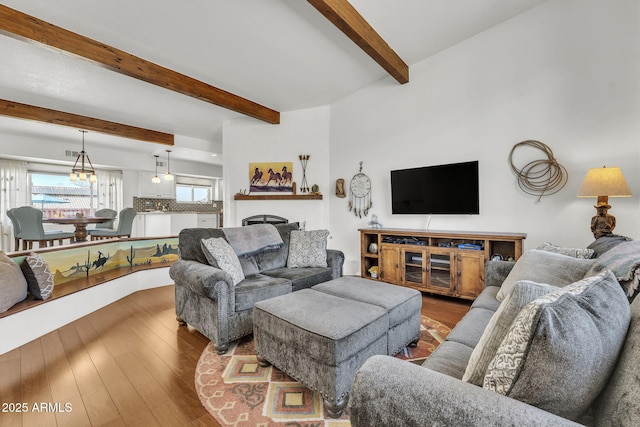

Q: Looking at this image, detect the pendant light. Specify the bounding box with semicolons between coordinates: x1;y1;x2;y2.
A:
69;130;97;183
152;155;161;183
164;149;174;181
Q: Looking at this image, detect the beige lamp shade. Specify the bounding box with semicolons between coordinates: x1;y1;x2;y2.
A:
577;166;631;204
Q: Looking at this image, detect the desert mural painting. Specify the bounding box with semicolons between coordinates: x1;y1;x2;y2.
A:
249;162;293;193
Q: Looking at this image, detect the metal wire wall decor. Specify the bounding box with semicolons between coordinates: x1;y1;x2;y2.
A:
509;140;568;201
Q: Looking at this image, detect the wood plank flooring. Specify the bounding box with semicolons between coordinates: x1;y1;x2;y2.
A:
0;284;471;427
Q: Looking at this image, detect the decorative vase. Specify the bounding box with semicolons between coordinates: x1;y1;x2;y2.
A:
368;243;378;253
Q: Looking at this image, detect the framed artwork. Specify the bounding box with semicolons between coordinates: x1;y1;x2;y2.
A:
249;162;293;193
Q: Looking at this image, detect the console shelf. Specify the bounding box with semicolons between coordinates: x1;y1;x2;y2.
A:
360;228;527;300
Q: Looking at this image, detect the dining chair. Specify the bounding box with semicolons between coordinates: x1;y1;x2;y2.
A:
93;208;118;230
12;206;75;249
89;207;137;240
6;208;22;251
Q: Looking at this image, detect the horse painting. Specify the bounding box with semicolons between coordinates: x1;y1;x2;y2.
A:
249;162;293;193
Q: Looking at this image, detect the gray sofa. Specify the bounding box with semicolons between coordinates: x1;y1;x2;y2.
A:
169;222;344;353
349;236;640;426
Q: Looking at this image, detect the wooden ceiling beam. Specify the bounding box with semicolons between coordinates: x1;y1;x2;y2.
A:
0;5;280;124
308;0;409;84
0;99;175;145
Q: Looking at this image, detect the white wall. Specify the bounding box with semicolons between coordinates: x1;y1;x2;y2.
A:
222;106;332;232
329;0;640;275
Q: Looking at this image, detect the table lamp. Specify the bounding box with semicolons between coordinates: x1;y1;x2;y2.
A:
577;166;631;238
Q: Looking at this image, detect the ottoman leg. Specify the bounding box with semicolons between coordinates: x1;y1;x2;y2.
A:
176;316;186;326
256;354;271;367
325;397;348;418
408;338;419;348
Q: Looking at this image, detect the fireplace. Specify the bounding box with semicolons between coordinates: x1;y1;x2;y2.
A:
241;214;288;226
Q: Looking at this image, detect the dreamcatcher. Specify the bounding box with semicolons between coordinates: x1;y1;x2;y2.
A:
348;161;372;217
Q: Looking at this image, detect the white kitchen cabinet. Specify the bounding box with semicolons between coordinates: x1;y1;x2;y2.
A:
139;172;176;199
170;213;198;235
197;214;218;228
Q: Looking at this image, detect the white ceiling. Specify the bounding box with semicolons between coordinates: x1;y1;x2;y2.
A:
0;0;547;167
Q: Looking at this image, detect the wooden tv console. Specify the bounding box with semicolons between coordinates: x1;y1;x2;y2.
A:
359;228;527;300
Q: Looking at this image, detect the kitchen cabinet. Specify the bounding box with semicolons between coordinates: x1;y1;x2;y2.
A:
197;214;218;228
171;213;198;235
139;172;175;199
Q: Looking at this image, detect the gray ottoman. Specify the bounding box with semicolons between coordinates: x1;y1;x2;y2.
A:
312;276;422;355
253;289;389;417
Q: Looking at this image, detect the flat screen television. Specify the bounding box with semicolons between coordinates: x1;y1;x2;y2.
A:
391;161;479;214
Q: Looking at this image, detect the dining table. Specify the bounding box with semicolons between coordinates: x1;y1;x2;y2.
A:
43;216;114;242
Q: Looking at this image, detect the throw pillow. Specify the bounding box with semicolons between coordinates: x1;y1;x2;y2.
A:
462;280;559;386
0;251;28;313
584;239;640;301
537;242;595;259
20;252;54;300
201;238;245;286
287;229;330;268
483;271;630;421
496;249;594;301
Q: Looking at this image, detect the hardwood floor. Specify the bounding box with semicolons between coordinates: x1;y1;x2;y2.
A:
0;285;471;427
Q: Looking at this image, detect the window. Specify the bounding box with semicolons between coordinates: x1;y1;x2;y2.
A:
176;184;211;203
30;172;97;218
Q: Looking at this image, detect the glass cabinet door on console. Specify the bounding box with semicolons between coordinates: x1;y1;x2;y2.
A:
401;248;427;288
425;247;456;295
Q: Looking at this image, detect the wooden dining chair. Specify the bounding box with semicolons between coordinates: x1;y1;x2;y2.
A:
12;206;75;249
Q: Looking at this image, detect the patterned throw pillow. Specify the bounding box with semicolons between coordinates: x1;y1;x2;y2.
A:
483;271;630;421
201;238;245;286
462;280;559;386
537;242;595;259
0;251;28;313
287;229;330;268
496;249;594;301
21;252;54;300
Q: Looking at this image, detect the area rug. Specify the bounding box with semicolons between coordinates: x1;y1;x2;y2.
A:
194;315;450;426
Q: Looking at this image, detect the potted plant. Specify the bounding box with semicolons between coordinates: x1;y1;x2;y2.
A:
368;266;379;279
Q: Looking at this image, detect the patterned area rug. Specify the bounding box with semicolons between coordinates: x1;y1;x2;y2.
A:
194;315;451;426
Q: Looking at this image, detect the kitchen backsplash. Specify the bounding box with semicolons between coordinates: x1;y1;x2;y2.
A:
133;197;223;214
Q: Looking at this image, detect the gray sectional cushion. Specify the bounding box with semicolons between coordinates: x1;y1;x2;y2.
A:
484;271;630;421
496;249;594;301
463;281;559;386
595;295;640;425
422;341;474;380
0;251;28;313
444;307;495;349
201;237;245;286
287;229;330;268
470;285;501;311
21;252;54;300
262;266;333;291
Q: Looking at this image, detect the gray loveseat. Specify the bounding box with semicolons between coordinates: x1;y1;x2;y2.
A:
349;235;640;426
169;222;344;353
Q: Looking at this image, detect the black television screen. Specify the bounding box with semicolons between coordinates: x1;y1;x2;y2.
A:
391;161;479;215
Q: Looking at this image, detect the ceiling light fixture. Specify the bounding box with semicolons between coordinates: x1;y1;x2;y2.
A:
152;155;161;183
69;130;97;183
164;149;174;181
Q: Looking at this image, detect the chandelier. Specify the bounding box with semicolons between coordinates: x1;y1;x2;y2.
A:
69;130;97;182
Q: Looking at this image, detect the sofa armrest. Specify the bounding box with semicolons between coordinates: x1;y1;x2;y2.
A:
326;249;345;279
484;260;516;287
169;259;234;302
349;355;580;427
